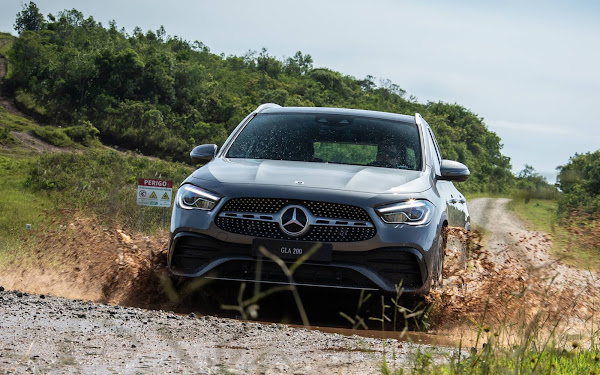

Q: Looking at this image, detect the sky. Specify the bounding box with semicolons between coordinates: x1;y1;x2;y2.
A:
2;0;599;182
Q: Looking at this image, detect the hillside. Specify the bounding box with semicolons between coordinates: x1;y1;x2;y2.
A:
2;6;514;193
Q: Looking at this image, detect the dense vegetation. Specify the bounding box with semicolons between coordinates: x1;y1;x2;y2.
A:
3;3;513;193
557;151;600;215
511;164;558;203
554;151;600;256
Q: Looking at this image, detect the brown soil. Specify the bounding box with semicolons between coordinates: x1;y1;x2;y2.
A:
8;131;71;153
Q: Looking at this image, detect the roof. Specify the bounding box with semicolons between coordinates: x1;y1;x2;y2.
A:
260;106;417;124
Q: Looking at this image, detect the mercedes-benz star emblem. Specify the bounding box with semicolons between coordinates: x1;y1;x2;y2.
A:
279;205;310;237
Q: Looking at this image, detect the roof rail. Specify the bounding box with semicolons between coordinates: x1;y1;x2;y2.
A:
255;103;282;113
415;112;423;126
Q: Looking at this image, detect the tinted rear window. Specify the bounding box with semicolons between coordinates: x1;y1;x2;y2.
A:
226;113;422;170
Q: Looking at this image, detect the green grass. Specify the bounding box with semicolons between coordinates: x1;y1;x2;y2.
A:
507;198;559;233
0;106;37;132
507;198;600;271
0;154;55;266
418;340;600;374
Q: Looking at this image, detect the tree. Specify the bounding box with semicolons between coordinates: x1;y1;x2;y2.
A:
557;151;600;213
5;3;515;182
284;51;313;75
14;2;45;34
516;164;555;203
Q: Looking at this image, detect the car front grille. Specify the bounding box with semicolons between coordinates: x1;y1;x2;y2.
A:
215;198;376;242
220;198;371;221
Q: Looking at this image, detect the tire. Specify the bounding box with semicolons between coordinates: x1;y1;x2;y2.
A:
431;231;445;290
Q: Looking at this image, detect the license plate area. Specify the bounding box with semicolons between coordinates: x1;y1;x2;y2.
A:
252;239;332;262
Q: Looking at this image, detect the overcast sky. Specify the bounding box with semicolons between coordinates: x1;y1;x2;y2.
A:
2;0;599;181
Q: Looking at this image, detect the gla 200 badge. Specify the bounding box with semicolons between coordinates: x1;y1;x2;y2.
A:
281;246;303;255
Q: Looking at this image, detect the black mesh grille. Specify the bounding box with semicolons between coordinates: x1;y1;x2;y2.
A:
221;198;371;221
221;198;289;214
215;217;281;238
215;217;376;242
307;226;375;242
216;198;375;242
304;201;370;221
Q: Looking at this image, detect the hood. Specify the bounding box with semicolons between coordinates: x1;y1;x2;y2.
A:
190;158;430;194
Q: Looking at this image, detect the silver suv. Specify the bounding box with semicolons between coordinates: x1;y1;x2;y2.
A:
169;104;470;295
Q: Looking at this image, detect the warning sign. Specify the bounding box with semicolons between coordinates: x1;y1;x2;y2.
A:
137;178;173;207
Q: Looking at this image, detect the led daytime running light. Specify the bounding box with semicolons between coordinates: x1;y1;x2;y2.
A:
376;199;434;225
177;185;221;210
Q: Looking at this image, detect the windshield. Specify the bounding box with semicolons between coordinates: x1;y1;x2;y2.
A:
226;113;422;171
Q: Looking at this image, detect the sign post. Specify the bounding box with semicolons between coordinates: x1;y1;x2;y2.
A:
137;178;173;231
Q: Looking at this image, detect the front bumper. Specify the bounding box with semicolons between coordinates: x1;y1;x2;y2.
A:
168;232;431;295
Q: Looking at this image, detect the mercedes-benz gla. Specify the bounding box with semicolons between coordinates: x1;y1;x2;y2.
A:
169;104;470;295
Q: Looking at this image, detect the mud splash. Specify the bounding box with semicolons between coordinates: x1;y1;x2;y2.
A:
0;211;172;308
428;199;599;343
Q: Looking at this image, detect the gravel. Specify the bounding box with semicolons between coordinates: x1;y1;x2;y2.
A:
0;289;449;374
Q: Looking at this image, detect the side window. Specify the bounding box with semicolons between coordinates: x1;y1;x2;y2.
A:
426;129;441;175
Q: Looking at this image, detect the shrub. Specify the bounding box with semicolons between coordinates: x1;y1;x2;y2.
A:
0;128;17;145
32;127;73;147
64;121;100;146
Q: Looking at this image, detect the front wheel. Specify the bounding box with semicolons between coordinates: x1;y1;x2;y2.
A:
431;231;445;290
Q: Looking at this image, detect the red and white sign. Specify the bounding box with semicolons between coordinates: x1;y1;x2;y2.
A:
138;179;173;188
137;179;173;207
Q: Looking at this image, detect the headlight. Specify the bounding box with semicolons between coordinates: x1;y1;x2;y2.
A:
375;200;434;225
176;185;221;210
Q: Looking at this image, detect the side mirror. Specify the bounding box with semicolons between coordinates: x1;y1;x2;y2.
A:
190;144;217;164
439;160;470;182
